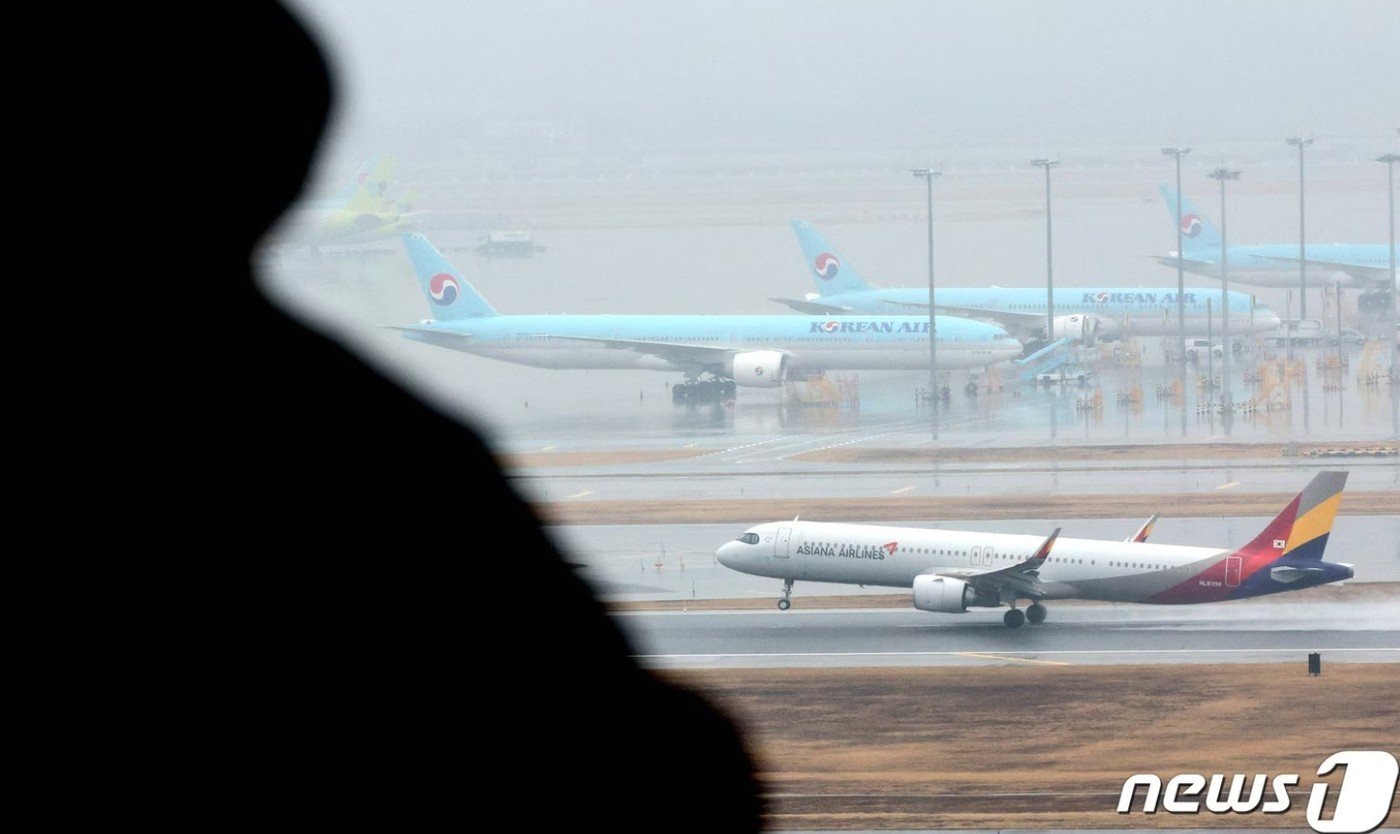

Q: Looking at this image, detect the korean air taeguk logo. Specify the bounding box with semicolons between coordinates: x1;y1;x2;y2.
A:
1180;214;1203;237
820;321;841;333
814;252;840;280
428;272;460;305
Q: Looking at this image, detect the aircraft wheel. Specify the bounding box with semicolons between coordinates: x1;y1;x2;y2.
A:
777;598;791;611
1003;608;1026;629
1026;603;1047;624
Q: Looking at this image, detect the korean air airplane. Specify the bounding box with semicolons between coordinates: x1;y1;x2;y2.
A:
717;471;1352;627
778;221;1281;342
391;234;1023;401
1157;186;1397;306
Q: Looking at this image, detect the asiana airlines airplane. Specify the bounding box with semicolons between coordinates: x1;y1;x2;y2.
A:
716;472;1352;627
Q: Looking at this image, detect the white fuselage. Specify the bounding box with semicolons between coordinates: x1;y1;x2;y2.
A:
717;520;1230;604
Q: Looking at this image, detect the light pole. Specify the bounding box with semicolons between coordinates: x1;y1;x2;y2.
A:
1208;167;1241;415
1379;151;1398;438
1162;147;1192;368
1030;159;1059;343
911;167;941;438
1287;137;1314;319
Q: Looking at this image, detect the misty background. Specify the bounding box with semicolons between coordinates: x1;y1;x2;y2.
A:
293;0;1397;154
267;0;1399;440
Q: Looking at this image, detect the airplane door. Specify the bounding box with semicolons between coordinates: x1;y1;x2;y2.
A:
1224;555;1242;588
775;527;792;559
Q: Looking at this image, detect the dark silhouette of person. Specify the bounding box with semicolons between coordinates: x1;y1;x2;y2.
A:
220;4;761;828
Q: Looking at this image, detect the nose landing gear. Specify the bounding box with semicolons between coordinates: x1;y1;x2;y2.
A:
777;579;793;610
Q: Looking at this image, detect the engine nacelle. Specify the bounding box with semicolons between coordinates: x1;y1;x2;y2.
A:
1051;314;1119;345
912;575;973;614
727;350;787;388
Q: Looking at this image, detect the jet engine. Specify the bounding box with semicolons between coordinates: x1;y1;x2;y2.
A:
912;575;974;613
726;350;787;388
1050;314;1119;345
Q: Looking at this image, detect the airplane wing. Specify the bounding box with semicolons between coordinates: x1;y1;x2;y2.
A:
540;335;753;366
385;326;772;367
1249;255;1394;284
1126;514;1158;543
884;300;1044;334
770;297;853;315
930;528;1060;598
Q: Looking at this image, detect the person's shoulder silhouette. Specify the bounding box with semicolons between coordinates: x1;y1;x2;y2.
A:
194;4;761;828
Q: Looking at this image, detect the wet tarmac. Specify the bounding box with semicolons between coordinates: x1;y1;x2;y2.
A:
620;605;1400;669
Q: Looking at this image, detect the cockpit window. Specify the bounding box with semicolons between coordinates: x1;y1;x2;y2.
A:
738;533;760;545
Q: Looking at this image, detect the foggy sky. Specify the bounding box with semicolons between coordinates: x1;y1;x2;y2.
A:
292;0;1399;151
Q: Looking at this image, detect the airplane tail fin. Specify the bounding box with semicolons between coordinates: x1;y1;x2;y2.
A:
1236;471;1348;561
401;232;498;320
1159;184;1222;256
328;153;385;206
343;154;397;213
790;219;873;295
392;185;419;215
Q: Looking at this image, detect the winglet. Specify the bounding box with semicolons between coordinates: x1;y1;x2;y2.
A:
1127;514;1158;543
1029;528;1060;563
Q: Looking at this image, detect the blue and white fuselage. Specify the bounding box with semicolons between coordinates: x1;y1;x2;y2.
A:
1158;186;1397;291
783;220;1282;341
392;233;1023;387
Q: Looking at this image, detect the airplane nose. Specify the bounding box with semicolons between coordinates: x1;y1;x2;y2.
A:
716;542;738;568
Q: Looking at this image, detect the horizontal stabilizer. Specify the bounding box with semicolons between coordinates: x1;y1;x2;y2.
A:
770;297;852;315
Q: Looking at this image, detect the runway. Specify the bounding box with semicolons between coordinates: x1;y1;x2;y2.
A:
512;448;1400;504
618;603;1400;669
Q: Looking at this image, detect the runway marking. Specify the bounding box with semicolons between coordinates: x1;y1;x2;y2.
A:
954;651;1070;666
632;647;1400;660
889;486;915;495
765;788;1322;799
1217;481;1240;490
567;490;594;499
684;443;697;449
541;445;556;452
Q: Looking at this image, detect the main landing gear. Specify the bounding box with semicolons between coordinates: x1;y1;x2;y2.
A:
777;579;793;610
1003;601;1048;628
672;377;737;404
